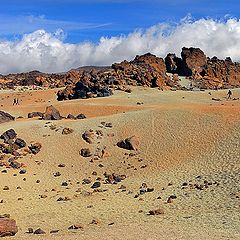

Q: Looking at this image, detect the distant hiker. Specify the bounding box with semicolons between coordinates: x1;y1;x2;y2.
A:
13;98;16;105
227;90;232;100
16;98;19;105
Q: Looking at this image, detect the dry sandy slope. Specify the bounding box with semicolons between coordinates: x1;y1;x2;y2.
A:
0;87;240;239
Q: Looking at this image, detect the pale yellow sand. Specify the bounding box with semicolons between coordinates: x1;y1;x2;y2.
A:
0;87;240;239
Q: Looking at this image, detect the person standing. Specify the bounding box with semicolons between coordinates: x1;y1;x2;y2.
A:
227;90;232;100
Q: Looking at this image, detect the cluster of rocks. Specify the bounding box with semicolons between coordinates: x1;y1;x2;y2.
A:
181;177;220;191
28;105;86;120
57;53;179;100
80;127;111;160
0;128;41;169
0;47;240;95
165;47;240;89
0;70;65;89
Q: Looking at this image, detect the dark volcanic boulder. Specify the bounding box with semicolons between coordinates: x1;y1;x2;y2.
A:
28;112;43;119
76;113;87;119
42;105;61;120
0;129;17;143
29;142;42;154
80;148;92;157
67;114;76;119
117;136;140;151
0;217;18;237
96;88;113;97
14;138;27;149
82;130;95;144
0;111;15;124
9;160;21;169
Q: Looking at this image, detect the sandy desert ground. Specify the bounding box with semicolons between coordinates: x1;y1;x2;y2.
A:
0;86;240;239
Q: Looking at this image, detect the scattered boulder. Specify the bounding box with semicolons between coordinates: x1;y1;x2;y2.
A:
61;182;68;187
149;208;164;215
104;173;126;184
58;163;65;167
42;105;61;120
28;112;43;119
68;224;84;230
33;228;46;234
80;148;92;157
167;195;177;203
19;169;26;174
82;130;95;144
91;182;101;189
66;114;76;120
0;111;15;124
14;138;26;149
0;129;17;143
76;114;87;119
26;228;33;234
117;136;140;151
90;219;101;225
62;128;74;135
29;142;42;155
82;178;92;184
54;172;61;177
57;196;71;201
10;160;21;169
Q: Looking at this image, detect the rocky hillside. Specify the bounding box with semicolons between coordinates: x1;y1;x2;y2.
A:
1;48;240;96
57;53;178;100
165;47;240;89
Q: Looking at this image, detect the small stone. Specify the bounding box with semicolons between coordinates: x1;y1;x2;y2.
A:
54;172;61;177
34;228;46;234
105;122;113;128
62;128;74;135
61;182;68;187
27;228;34;234
68;224;84;230
58;163;65;167
149;208;164;215
80;148;92;157
82;179;91;184
29;142;42;155
19;169;26;174
76;114;86;119
90;219;101;225
91;182;101;189
40;195;47;199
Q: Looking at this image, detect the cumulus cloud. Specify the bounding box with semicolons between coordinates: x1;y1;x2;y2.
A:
1;17;240;74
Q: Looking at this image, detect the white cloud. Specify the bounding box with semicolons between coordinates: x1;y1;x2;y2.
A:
1;17;240;74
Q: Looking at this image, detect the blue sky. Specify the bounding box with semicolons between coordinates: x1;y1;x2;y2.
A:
1;0;240;43
1;0;240;74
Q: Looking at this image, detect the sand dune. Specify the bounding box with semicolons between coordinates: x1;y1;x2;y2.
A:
0;87;239;239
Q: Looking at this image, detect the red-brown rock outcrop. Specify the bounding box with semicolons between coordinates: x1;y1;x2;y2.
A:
0;217;18;237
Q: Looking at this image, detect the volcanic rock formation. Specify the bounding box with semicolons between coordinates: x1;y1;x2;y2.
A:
165;47;240;89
